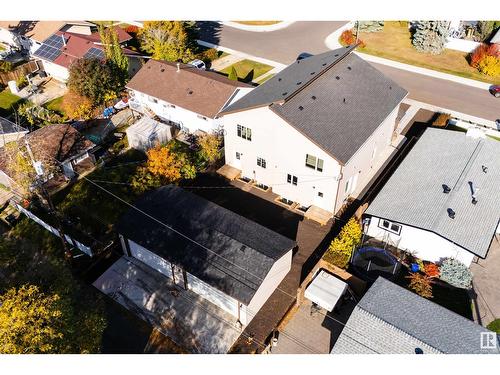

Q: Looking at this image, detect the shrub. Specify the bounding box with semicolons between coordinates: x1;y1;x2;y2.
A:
125;25;139;34
486;319;500;334
439;258;473;289
228;66;238;81
432;113;451;127
411;21;449;55
469;43;500;69
424;263;440;278
200;48;219;62
16;75;28;89
406;273;433;299
0;60;13;73
339;29;356;46
477;55;500;76
323;218;362;269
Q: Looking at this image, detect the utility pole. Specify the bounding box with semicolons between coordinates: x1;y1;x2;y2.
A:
355;21;360;43
24;138;73;263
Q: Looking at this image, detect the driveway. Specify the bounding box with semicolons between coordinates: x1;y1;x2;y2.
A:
470;233;500;326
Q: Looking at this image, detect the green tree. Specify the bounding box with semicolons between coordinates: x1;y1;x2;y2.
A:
99;22;129;87
476;21;495;42
228;66;238;81
323;218;362;269
67;58;122;105
138;21;195;62
412;21;449;55
2;141;37;192
0;285;64;354
196;133;222;165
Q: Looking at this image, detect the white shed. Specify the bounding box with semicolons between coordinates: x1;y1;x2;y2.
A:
126;116;172;151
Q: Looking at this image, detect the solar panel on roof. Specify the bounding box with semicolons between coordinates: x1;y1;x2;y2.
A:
83;47;105;60
43;34;66;49
34;44;62;62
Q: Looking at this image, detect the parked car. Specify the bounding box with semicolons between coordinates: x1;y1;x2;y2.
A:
188;59;206;70
490;85;500;98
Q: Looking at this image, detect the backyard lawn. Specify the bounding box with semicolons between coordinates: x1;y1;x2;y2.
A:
221;59;274;83
255;73;275;85
0;89;23;117
357;22;500;85
44;96;66;116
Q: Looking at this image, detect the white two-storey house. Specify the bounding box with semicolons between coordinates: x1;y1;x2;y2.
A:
219;46;408;218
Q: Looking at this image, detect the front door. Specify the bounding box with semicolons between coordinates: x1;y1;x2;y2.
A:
233;151;242;170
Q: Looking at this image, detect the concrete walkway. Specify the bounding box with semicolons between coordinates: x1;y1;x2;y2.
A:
210;53;245;71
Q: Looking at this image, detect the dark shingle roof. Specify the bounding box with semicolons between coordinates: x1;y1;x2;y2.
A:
332;277;499;354
116;185;296;304
220;46;407;164
366;128;500;258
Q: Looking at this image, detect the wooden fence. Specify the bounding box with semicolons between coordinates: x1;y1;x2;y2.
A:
0;60;39;86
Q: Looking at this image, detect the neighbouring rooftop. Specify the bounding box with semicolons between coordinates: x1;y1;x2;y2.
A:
365;127;500;258
332;277;500;354
220;45;407;164
116;185;296;305
126;59;251;119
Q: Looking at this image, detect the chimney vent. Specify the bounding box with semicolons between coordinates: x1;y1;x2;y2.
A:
343;98;346;104
442;184;451;194
176;63;180;72
61;34;66;46
482;165;488;173
447;208;456;219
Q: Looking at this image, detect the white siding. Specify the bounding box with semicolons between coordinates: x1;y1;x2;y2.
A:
42;60;69;82
129;89;222;134
240;249;293;325
223;106;342;213
365;217;475;266
127;239;173;278
186;272;239;319
335;105;399;212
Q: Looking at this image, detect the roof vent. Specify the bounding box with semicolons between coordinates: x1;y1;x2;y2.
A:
336;76;340;80
296;81;302;85
447;208;456;219
334;54;339;57
188;90;193;95
160;68;165;72
311;95;316;100
322;63;327;66
176;62;180;72
278;78;282;82
282;92;288;96
482;165;488;173
343;98;346;103
310;72;315;75
389;85;392;90
442;184;451;194
298;106;304;111
347;66;352;70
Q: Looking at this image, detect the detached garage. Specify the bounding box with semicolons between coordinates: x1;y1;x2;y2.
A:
116;185;296;326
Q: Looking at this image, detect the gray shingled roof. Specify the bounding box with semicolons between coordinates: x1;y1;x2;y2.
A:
220;46;407;164
116;185;296;305
332;277;499;354
0;116;27;135
366;128;500;258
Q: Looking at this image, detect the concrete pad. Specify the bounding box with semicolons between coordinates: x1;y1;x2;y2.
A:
304;205;332;226
217;164;241;181
94;257;242;353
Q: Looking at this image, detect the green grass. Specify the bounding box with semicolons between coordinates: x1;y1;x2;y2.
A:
221;59;274;83
0;89;23;117
44;96;65;116
355;22;500;85
487;319;500;333
255;73;275;85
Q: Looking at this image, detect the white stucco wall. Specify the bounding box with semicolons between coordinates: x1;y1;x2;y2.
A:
335;104;399;212
365;216;476;266
223;106;342;213
42;60;69;82
239;249;293;326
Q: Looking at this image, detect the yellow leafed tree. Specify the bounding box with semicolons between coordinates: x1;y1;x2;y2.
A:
323;218;362;269
0;285;64;354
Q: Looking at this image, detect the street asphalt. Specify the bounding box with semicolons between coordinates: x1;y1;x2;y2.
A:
198;21;500;121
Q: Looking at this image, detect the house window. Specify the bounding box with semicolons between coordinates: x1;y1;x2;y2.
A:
318;192;323;197
305;154;324;172
237;124;252;141
287;174;298;186
257;157;266;168
378;219;402;235
236;152;241;160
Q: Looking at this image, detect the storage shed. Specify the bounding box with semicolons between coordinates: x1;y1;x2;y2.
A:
126;116;172;151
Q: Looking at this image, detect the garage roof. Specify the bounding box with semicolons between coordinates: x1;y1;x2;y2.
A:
116;185;296;304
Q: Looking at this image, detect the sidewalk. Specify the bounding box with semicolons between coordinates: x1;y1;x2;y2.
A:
324;22;492;91
210;54;245;71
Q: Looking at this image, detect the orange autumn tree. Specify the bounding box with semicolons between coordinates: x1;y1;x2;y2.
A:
145;144;183;181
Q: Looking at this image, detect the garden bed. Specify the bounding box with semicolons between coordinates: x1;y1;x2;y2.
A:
355;22;500;85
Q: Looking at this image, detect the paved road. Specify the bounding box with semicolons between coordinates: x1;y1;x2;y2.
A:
198;21;500;121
